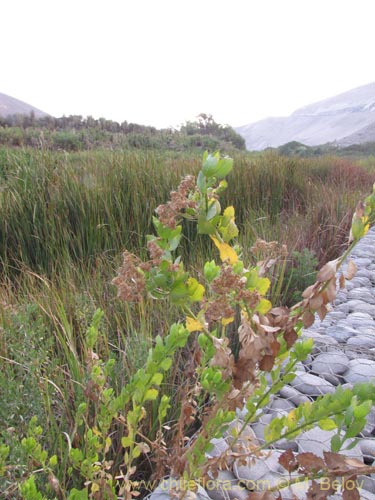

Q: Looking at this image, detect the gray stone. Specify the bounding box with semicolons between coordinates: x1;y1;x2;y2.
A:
325;325;358;342
150;478;211;500
311;352;349;375
353;303;375;317
359;474;375;494
346;311;374;326
279;385;311;406
346;299;371;312
347;335;375;349
204;470;250;500
320;373;342;385
357;326;375;335
349;277;372;289
360;439;375;462
206;437;229;458
333;301;350;312
290;372;336;396
343;358;375;383
268;397;296;415
297;428;362;459
352;257;372;267
233;449;284;484
360;490;375;500
348;288;375;304
223;419;258;452
344;346;375;361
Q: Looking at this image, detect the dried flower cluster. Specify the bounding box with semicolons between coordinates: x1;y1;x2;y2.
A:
155;175;197;228
250;239;288;259
204;265;261;326
111;251;146;303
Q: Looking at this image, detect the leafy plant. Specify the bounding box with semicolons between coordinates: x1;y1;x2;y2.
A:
1;153;375;499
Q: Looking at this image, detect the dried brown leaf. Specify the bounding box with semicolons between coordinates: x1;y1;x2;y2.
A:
309;293;324;310
302;310;315;329
306;480;335;500
339;273;346;289
297;452;325;473
259;354;275;372
279;449;298;473
270;339;281;356
284;328;298;348
302;284;317;298
346;259;357;280
343;483;360;500
317;259;339;282
317;304;328;321
326;278;337;302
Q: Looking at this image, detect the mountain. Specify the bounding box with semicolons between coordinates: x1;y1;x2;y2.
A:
0;92;49;118
236;83;375;150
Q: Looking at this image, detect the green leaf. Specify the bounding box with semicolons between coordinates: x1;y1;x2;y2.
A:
215;157;233;179
121;436;133;448
202;154;219;177
197;216;216;235
187;277;205;302
197;170;207;193
330;434;342;452
318;418;337;431
206;200;221;221
144;389;158;401
151;373;163;386
204;260;220;282
353;400;372;419
160;358;172;371
345;418;366;438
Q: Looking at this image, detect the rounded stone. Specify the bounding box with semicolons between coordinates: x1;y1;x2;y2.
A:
290;372;336;396
347;335;375;349
325;325;358;342
150;478;211;500
204;470;251;500
346;299;371;312
360;439;375;462
311;352;349;375
268;397;296;415
351;257;372;267
233;449;284;484
205;437;229;458
353;303;375;317
346;312;374;326
278;385;311;406
348;288;375;305
296;428;362;459
343;358;375;383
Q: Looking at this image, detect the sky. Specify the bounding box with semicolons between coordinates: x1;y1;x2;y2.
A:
1;0;374;129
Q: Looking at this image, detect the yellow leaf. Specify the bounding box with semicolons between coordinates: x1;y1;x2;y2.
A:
210;236;238;264
221;316;234;326
186;316;203;332
91;483;100;493
287;409;297;426
256;299;272;315
223;206;235;219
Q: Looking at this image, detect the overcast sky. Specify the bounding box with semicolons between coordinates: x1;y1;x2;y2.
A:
2;0;374;129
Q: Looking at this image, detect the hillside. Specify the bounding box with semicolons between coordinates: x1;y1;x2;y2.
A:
0;92;48;118
236;82;375;150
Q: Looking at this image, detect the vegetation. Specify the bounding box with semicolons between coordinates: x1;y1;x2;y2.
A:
0;113;245;152
1;128;375;498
